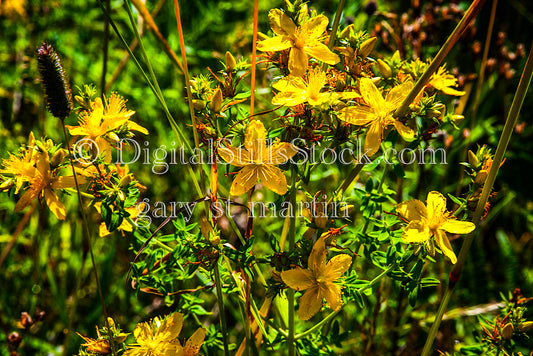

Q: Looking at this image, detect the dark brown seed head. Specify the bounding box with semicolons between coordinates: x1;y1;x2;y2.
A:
37;43;73;120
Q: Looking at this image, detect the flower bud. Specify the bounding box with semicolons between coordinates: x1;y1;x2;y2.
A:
517;321;533;333
474;170;488;184
359;37;377;58
210;88;223;113
335;77;346;91
106;132;120;143
118;175;132;188
0;178;15;192
451;114;464;125
377;59;392;78
8;332;22;348
427;109;442;118
20;312;33;329
225;51;237;72
339;24;354;39
467;150;479;167
37;43;73;120
424;239;435;257
50;149;66;167
193;99;207;111
501;323;514;340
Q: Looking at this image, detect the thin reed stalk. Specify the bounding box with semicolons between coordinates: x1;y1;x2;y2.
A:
421;44;533;356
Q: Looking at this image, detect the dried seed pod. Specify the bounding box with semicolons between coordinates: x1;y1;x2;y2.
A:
37;43;73;120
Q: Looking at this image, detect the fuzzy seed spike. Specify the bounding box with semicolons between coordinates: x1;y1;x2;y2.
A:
37;43;73;120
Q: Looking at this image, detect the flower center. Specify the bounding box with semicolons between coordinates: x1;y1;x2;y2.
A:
291;32;306;49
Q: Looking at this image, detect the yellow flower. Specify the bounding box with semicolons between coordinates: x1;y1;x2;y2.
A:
218;120;298;196
281;238;352;320
0;135;83;220
125;312;206;356
339;78;415;156
272;68;359;106
0;0;26;17
397;191;476;264
257;10;339;77
0;132;37;194
13;149;81;220
429;64;465;96
66;93;148;163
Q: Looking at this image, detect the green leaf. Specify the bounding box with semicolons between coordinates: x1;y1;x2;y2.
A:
421;277;441;288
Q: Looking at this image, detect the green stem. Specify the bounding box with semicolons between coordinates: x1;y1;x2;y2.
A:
394;0;487;119
213;261;230;356
287;168;298;356
295;310;339;340
101;0;110;94
328;0;346;50
421;44;533;356
61;124;116;356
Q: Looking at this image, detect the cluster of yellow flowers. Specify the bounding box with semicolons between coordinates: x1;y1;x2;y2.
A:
77;313;205;356
0;93;147;221
0;132;79;220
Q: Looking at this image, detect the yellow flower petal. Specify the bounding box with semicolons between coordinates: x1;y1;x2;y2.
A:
127;121;149;135
218;145;250;167
426;191;447;219
230;165;258;196
133;321;152;344
257;165;288;195
439;86;466;96
441;220;476;234
158;312;183;341
385;80;413;109
298;285;323;320
262;142;298;165
304;43;340;65
364;121;382;157
257;35;292;52
268;8;296;36
401;220;431;243
301;15;329;39
184;328;206;356
52;175;85;189
308;238;327;274
273;76;306;92
272;91;307;106
321;282;343;311
359;77;384;112
289;47;308;77
339;106;375;125
396;199;427;221
14;187;39;212
435;229;457;264
324;254;352;281
44;188;66;220
245;120;267;160
281;267;315;291
393;120;415;140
